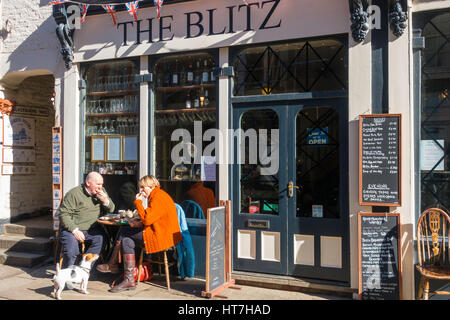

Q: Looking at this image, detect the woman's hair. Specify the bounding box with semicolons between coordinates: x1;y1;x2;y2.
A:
138;175;160;188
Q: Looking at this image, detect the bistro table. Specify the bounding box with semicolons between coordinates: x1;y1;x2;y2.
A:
97;217;129;263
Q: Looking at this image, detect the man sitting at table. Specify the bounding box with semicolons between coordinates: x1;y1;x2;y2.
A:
58;172;115;268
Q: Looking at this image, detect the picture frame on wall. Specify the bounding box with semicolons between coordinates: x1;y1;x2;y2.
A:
122;136;138;162
91;136;106;162
2;115;36;147
106;136;122;161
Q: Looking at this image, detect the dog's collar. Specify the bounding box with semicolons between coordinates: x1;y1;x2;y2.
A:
78;266;91;273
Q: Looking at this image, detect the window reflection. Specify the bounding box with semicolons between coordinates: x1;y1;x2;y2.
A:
296;107;340;218
233;38;347;96
240;109;279;215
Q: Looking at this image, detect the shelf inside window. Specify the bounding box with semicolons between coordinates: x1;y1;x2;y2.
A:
156;84;215;93
87;90;139;97
86;112;138;117
155;108;215;114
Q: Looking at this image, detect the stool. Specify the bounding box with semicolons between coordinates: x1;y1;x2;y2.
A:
137;248;176;291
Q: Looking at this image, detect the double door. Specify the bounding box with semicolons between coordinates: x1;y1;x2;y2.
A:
232;98;349;282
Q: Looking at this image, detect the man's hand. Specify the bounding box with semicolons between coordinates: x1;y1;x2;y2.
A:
95;190;109;206
72;229;85;242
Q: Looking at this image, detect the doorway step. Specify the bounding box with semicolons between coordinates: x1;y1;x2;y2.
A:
232;271;357;299
0;215;54;267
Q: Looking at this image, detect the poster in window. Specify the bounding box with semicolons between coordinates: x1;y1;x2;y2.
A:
2;115;35;147
420;140;444;171
91;136;105;161
107;136;122;161
123;136;138;162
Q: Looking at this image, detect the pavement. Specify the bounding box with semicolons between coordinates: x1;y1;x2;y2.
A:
0;258;349;301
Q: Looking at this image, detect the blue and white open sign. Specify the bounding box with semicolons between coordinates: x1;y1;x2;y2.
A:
306;127;328;145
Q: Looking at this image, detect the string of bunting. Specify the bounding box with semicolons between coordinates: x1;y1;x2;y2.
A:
48;0;249;25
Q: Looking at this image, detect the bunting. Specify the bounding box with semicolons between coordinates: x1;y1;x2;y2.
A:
125;1;140;22
47;0;67;5
102;4;117;25
80;4;89;22
154;0;164;19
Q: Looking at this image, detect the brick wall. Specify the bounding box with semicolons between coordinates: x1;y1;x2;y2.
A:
0;75;55;221
0;1;54;55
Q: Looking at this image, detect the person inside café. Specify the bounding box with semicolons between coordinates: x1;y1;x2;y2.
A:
96;175;182;293
182;167;216;218
58;171;115;268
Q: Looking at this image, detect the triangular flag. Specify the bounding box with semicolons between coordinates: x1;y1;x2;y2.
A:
153;0;164;19
125;1;140;22
80;4;89;23
102;4;117;25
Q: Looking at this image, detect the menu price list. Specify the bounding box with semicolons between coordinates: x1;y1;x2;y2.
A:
360;115;400;205
359;214;400;300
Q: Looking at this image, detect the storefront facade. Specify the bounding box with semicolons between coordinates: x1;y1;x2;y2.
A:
0;0;449;299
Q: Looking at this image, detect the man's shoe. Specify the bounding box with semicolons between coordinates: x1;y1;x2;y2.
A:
96;263;120;274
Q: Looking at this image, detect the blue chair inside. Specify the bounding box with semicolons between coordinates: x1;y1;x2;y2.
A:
180;200;205;219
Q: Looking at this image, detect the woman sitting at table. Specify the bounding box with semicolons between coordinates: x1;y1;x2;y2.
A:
96;175;182;293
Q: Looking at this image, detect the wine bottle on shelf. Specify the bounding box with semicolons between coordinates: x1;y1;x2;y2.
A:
172;59;179;86
202;59;209;84
194;90;200;108
186;91;192;109
163;64;171;87
199;87;205;107
194;60;201;85
179;62;186;86
204;89;210;107
187;62;194;84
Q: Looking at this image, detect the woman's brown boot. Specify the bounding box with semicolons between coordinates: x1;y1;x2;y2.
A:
109;254;136;293
96;240;121;274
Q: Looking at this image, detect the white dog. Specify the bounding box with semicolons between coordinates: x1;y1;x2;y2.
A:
52;253;99;300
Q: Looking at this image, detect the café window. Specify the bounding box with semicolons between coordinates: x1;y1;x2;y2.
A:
233;37;348;96
82;59;139;211
419;11;450;212
152;52;217;218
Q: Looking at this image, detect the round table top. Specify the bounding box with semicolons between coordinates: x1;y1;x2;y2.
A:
97;218;128;226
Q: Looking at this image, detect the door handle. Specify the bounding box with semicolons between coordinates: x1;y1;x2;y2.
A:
288;181;300;198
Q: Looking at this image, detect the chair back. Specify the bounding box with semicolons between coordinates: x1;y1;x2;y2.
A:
417;208;450;267
180;200;205;219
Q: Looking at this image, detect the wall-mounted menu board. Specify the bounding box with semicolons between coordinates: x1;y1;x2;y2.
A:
358;212;402;300
359;114;401;206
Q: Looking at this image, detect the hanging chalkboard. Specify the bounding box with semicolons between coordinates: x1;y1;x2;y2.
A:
358;213;402;300
202;200;238;298
359;114;401;206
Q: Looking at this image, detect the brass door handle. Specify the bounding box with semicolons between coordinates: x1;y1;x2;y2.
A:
288;181;300;197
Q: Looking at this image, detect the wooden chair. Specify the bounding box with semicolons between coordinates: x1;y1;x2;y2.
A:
416;207;450;300
58;241;85;268
137;247;176;291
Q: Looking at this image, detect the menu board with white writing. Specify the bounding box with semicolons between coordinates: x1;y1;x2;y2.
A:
358;213;402;300
359;114;401;206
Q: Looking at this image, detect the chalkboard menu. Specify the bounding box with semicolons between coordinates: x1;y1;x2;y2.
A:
202;200;237;298
359;114;401;206
206;206;226;292
358;213;402;300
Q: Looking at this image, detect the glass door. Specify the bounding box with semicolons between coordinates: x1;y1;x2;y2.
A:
232;99;349;282
233;106;288;275
287;99;349;282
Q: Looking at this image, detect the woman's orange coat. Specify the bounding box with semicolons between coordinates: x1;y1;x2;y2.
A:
134;187;182;254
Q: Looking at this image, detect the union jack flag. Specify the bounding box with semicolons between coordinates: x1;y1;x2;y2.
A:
102;4;117;25
154;0;164;19
80;4;89;23
125;1;140;22
47;0;66;5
